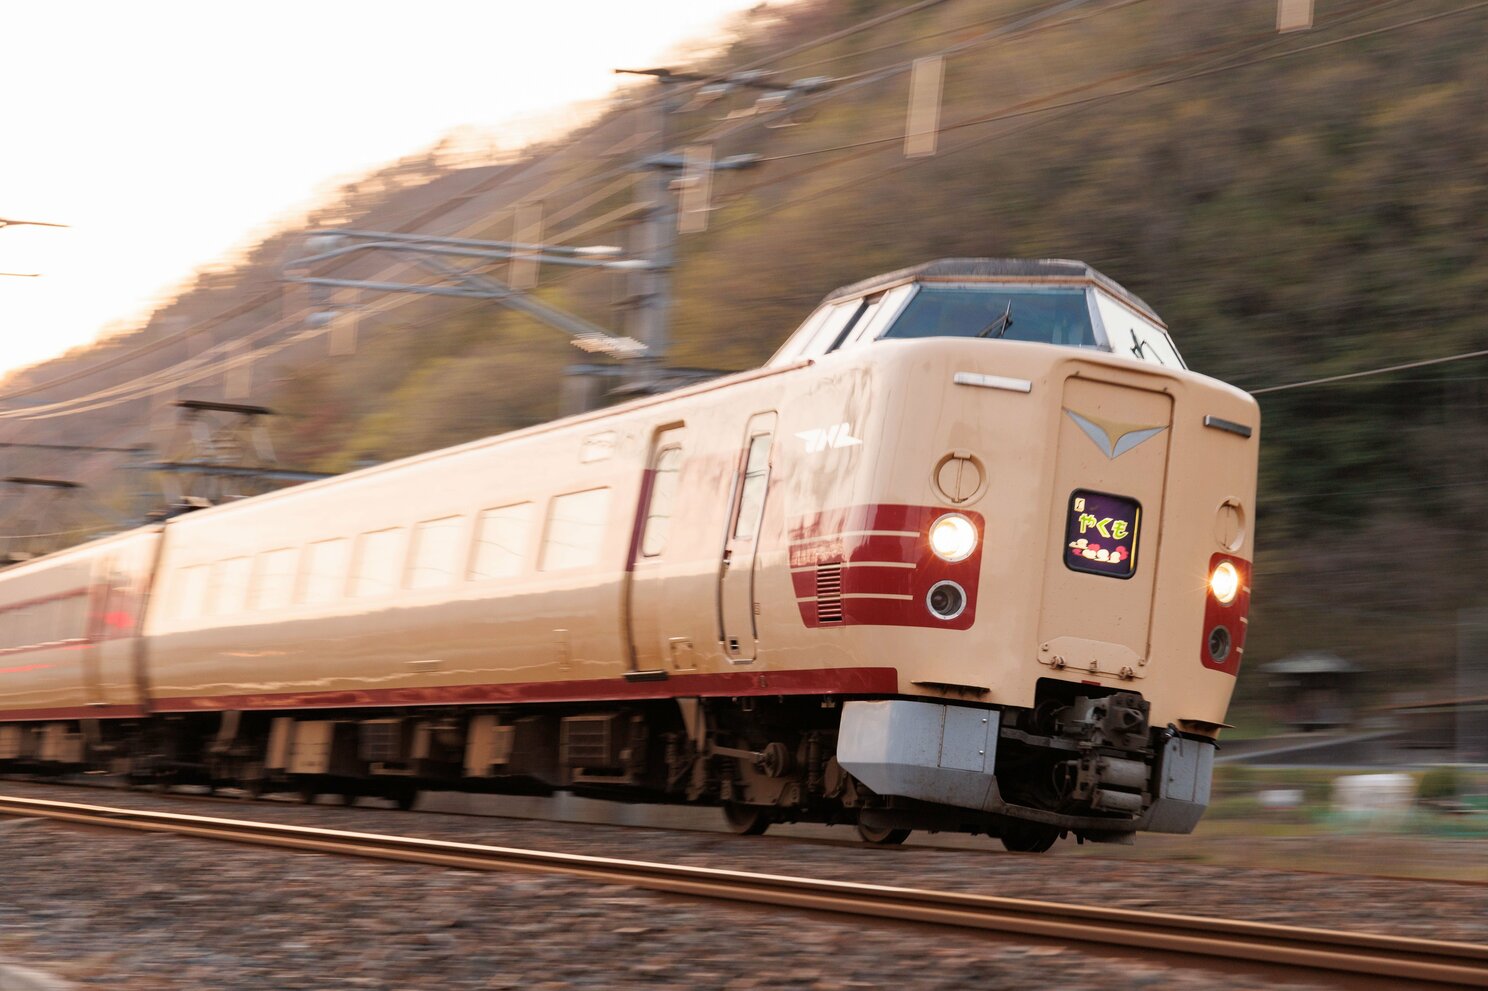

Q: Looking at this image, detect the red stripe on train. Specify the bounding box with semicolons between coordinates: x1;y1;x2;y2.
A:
0;667;900;721
790;504;983;631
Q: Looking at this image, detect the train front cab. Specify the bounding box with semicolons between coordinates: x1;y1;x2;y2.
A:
767;260;1259;845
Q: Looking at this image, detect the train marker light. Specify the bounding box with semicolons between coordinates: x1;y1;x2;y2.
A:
1209;561;1240;604
929;513;977;562
926;580;967;621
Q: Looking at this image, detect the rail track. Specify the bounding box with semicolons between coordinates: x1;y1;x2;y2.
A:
3;793;1485;988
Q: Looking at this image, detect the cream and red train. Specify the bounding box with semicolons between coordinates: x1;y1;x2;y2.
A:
0;259;1257;850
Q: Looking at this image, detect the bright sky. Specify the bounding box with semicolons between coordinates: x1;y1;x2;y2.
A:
0;0;769;377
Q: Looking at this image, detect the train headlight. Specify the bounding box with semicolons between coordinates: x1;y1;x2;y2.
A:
1209;561;1239;604
928;513;978;562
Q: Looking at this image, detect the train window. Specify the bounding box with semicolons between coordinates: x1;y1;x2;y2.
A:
641;447;682;558
835;284;916;351
732;434;772;541
825;295;884;355
252;547;298;610
209;557;252;616
881;285;1099;349
300;538;350;605
352;528;405;598
408;516;465;589
771;300;865;364
1092;292;1185;369
173;564;210;620
31;601;56;645
470;503;533;581
67;592;89;640
539;488;612;572
57;594;84;641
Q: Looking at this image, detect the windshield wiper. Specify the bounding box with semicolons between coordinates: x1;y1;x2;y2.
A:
975;301;1014;339
1129;328;1166;366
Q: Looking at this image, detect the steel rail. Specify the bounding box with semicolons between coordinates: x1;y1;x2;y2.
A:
2;794;1484;988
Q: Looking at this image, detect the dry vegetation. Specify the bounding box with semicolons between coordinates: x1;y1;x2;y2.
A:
2;0;1485;711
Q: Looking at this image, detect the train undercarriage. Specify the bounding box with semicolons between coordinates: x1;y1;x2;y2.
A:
0;682;1211;852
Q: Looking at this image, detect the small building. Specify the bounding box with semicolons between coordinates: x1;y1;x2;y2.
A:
1260;652;1363;732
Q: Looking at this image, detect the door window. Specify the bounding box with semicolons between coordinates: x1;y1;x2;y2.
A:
641;447;682;558
733;434;773;541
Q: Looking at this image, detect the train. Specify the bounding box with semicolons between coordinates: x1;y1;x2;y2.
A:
0;259;1258;851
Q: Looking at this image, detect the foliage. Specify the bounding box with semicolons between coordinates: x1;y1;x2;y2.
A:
3;0;1485;705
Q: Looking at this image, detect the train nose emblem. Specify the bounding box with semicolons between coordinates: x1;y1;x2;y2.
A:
796;422;862;454
1064;408;1167;460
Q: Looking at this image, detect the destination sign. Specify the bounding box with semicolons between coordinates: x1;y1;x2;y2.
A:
1064;489;1141;578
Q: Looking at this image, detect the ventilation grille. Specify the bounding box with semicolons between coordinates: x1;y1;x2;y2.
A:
816;563;844;623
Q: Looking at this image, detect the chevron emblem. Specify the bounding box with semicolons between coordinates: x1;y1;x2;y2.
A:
1064;408;1167;460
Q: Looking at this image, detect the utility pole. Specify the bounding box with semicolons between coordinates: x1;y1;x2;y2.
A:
1;476;84;564
612;67;825;397
136;400;335;511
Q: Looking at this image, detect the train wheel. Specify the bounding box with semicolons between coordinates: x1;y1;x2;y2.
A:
391;786;418;811
856;820;911;846
998;822;1059;853
723;803;770;836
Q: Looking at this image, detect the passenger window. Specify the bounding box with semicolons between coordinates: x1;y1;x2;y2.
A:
469;503;533;580
408;516;465;589
174;564;210;620
641;447;682;558
352;528;405;598
58;594;83;641
732;434;773;541
540;488;612;572
210;557;252;616
252;548;298;610
31;602;53;645
300;538;350;605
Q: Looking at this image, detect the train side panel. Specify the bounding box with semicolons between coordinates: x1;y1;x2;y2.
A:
0;527;158;729
140;363;894;713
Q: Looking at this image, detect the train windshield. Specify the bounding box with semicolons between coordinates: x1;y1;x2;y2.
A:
879;285;1099;350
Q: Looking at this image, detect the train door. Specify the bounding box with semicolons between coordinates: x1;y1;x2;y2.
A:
718;413;777;662
625;426;686;673
1037;377;1172;678
85;532;157;709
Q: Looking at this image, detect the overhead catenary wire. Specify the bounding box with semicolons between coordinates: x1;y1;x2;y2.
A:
4;0;1477;424
739;0;1477;166
3;0;1440;421
1249;349;1488;395
0;0;1190;424
706;0;1416;219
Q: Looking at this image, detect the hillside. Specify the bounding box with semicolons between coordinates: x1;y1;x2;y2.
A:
2;0;1485;710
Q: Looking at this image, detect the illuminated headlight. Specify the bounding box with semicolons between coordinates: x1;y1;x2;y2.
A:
1209;561;1240;604
929;513;978;562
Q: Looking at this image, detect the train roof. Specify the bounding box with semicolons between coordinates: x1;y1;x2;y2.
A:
822;258;1161;325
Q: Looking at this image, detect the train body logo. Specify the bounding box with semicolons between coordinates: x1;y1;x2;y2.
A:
796;422;862;454
1063;408;1167;460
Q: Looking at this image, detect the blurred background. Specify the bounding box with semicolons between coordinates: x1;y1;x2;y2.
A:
1;0;1484;864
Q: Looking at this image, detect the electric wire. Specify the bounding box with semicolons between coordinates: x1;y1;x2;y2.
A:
740;0;1473;165
1249;349;1488;395
3;0;1476;422
707;0;1414;215
0;0;1166;421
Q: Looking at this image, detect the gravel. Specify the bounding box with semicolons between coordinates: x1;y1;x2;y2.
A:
3;777;1485;991
0;819;1334;991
